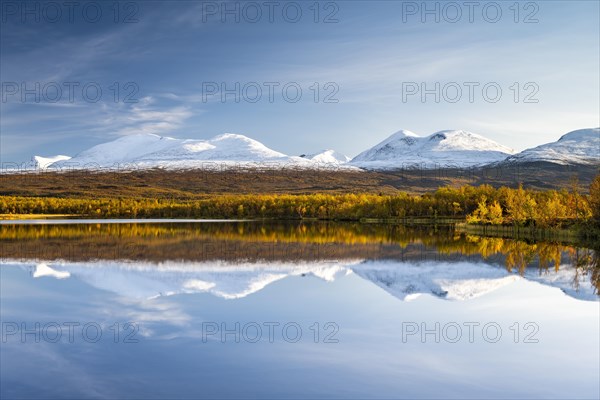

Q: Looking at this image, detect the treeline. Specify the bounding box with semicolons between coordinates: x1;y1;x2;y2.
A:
1;178;598;227
0;192;470;220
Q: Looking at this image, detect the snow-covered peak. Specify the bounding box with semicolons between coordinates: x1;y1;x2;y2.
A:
29;155;71;169
302;149;351;164
428;130;514;153
200;132;288;159
376;129;421;148
558;128;599;142
51;134;180;168
212;133;249;141
503;128;599;165
388;129;420;139
350;129;515;169
210;132;273;148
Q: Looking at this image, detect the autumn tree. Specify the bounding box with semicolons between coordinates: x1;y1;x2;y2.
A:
537;192;567;228
505;184;536;225
487;201;504;225
466;197;489;224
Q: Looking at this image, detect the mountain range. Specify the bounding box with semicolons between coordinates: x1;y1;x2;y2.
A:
30;128;599;170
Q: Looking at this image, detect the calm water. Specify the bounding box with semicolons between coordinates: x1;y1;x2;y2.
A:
1;221;598;399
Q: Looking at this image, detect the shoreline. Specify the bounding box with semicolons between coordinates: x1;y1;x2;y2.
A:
1;213;595;246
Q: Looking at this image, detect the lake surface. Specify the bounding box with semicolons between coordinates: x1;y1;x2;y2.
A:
1;221;598;399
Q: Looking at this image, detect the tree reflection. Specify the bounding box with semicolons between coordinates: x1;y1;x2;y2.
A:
0;221;597;295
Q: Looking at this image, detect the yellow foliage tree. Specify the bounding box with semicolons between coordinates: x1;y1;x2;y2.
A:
487;201;504;225
466;197;489;224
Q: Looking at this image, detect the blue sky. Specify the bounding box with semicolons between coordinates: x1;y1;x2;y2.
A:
1;0;599;163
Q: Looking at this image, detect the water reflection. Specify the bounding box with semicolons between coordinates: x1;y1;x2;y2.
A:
1;222;598;399
1;221;598;301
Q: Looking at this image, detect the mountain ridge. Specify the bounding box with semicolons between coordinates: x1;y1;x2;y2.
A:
32;128;599;171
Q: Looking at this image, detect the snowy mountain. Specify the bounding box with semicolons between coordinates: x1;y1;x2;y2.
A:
501;128;600;165
44;133;353;170
47;133;303;169
300;149;351;164
350;129;515;169
7;258;597;302
27;155;71;169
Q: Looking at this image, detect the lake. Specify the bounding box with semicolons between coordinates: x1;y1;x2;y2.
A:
1;221;598;399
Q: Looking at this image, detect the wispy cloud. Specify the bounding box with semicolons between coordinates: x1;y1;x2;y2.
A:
108;96;194;136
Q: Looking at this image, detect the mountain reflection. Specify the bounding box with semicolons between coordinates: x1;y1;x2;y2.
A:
1;221;598;300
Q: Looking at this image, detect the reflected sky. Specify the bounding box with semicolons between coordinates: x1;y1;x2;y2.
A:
1;222;598;399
